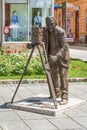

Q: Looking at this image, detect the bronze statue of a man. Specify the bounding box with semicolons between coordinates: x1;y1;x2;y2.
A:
44;16;70;105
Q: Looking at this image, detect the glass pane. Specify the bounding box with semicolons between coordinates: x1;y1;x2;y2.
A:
29;0;52;40
29;0;51;8
5;0;27;3
4;3;28;42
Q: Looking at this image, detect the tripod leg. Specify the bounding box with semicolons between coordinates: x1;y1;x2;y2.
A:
41;43;54;97
11;47;35;103
37;45;58;108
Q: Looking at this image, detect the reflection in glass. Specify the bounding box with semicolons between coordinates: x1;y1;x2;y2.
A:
4;0;53;42
5;3;28;42
29;0;52;40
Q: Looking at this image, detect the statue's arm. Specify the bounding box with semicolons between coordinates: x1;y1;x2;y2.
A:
56;30;68;59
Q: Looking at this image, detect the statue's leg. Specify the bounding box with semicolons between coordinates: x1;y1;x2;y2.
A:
50;63;61;98
59;66;69;105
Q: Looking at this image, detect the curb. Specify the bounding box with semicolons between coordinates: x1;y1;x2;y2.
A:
0;78;87;84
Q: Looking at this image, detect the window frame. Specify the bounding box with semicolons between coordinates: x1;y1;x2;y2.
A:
3;0;54;43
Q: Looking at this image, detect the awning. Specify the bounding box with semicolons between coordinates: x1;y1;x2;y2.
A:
54;2;74;9
54;4;62;9
67;2;74;8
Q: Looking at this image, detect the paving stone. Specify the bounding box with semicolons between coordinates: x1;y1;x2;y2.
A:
78;103;87;113
26;83;48;95
0;120;30;130
65;108;87;117
0;125;3;130
0;87;15;100
48;118;84;130
0;111;21;121
15;110;44;120
69;93;78;98
70;88;86;96
76;94;87;100
72;117;87;129
14;86;35;98
0;82;87;130
44;113;68;119
0;97;4;105
70;48;87;61
25;119;57;130
69;82;87;94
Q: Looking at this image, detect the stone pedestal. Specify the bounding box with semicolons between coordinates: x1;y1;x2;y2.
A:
8;94;86;116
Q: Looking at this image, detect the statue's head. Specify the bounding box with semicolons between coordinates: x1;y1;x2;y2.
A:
37;11;40;16
46;16;57;32
12;10;17;16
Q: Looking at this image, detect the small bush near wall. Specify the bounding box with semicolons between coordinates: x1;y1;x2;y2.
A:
0;47;45;77
0;47;87;78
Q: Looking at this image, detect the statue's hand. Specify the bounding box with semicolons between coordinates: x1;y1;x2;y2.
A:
49;55;57;65
56;54;62;60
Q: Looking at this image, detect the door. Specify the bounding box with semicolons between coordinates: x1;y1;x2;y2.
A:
75;11;79;40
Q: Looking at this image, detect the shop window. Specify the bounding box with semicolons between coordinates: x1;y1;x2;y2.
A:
29;0;52;39
3;0;53;43
4;0;28;42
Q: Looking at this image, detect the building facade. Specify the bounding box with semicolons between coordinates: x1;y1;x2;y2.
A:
54;0;87;44
0;0;54;48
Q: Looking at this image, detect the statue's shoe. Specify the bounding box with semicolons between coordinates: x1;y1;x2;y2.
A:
55;89;61;98
56;92;61;98
59;99;68;105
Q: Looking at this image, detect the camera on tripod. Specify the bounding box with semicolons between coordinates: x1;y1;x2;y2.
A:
32;27;45;44
27;27;45;49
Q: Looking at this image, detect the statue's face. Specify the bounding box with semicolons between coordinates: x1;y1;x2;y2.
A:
46;20;55;32
37;11;40;16
14;12;16;15
13;12;17;16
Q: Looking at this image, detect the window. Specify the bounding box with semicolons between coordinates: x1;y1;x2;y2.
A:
86;10;87;32
29;0;52;40
4;0;28;42
3;0;53;43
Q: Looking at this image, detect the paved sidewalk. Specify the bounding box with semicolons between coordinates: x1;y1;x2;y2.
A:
69;49;87;61
69;44;87;61
70;44;87;51
0;82;87;130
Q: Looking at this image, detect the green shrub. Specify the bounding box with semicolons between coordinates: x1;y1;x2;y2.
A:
0;52;45;76
0;48;87;78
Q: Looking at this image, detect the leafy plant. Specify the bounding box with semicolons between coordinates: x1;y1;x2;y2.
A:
0;47;87;79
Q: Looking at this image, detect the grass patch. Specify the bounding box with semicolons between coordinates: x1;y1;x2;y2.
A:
69;59;87;78
0;75;46;80
0;51;87;80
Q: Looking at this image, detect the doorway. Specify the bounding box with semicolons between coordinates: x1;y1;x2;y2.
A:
75;11;79;41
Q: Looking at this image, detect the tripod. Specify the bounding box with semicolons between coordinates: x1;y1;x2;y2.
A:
11;42;58;109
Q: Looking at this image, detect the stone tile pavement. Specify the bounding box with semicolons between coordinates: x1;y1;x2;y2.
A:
69;44;87;61
0;82;87;130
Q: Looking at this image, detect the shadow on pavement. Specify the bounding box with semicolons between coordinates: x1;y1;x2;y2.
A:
0;102;10;109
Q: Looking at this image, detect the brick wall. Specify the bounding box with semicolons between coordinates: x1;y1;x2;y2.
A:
54;0;87;43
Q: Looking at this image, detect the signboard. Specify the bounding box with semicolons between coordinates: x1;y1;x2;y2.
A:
74;6;79;11
67;12;73;18
3;26;10;34
67;38;74;42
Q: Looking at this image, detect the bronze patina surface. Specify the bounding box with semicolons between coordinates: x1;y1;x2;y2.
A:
44;16;70;105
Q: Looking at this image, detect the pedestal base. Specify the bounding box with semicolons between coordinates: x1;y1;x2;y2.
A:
9;94;85;116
